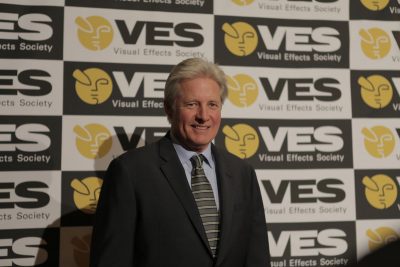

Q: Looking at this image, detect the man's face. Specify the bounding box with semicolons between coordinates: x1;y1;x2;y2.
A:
167;77;222;153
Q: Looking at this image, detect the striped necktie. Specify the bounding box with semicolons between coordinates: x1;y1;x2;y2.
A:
190;154;220;257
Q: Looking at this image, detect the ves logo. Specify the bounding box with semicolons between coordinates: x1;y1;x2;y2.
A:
359;28;391;59
362;174;398;209
222;22;258;56
71;234;91;267
75;16;114;51
0;13;53;41
358;75;393;109
70;176;103;214
73;68;113;105
0;69;52;96
263;178;345;204
362;126;396;158
222;124;259;159
366;227;399;251
360;0;390;11
0;237;48;266
0;181;49;209
226;74;258;107
73;124;112;159
0;124;51;152
269;229;348;257
231;0;254;6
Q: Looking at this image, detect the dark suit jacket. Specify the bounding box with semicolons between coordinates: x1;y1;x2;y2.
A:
349;239;400;267
90;134;271;267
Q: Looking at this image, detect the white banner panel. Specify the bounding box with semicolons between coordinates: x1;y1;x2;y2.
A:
356;219;400;260
0;171;61;229
257;169;356;223
64;7;214;64
214;0;349;21
350;20;400;70
221;66;351;119
0;59;63;116
353;118;400;169
62;115;169;170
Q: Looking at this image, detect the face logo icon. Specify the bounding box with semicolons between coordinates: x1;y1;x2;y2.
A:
76;16;113;51
367;227;399;251
360;0;390;11
363;174;397;209
231;0;255;6
359;28;391;59
358;75;393;109
73;68;113;105
71;176;103;214
362;126;395;158
74;124;112;159
71;234;91;267
222;22;258;56
226;74;258;107
223;124;259;159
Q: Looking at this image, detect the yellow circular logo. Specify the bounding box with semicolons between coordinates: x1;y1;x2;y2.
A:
358;75;393;109
74;123;112;159
359;28;391;59
363;174;398;209
367;227;399;251
223;124;259;159
71;233;91;267
226;74;259;107
222;22;258;56
362;126;395;158
73;68;113;105
76;16;113;51
231;0;255;6
71;176;103;214
360;0;390;11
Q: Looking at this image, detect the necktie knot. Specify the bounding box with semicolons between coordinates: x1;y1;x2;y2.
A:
190;154;205;170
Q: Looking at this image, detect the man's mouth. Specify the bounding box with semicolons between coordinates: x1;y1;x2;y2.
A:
192;124;210;130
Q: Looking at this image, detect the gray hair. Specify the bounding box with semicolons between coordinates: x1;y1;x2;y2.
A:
164;57;227;111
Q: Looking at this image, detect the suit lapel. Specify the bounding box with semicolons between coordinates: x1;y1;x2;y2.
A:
158;136;212;255
212;146;235;264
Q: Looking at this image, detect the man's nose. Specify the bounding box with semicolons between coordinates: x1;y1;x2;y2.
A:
196;105;210;121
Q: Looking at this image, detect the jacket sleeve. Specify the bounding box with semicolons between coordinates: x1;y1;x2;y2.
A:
244;167;271;267
90;158;137;267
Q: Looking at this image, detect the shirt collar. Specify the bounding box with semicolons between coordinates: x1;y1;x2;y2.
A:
172;141;213;168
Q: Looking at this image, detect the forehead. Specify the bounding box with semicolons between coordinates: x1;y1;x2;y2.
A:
178;77;221;98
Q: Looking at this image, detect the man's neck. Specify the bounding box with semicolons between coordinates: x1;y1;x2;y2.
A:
169;131;210;154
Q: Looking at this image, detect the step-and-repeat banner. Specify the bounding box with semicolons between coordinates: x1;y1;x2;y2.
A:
1;0;400;266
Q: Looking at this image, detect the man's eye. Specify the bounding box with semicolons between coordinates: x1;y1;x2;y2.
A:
186;103;197;109
209;103;220;110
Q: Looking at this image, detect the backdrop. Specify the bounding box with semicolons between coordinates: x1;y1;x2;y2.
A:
1;0;400;266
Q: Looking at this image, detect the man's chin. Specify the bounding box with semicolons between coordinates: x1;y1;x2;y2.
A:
186;139;212;152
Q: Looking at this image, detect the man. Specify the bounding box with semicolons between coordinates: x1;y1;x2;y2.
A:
90;57;271;267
